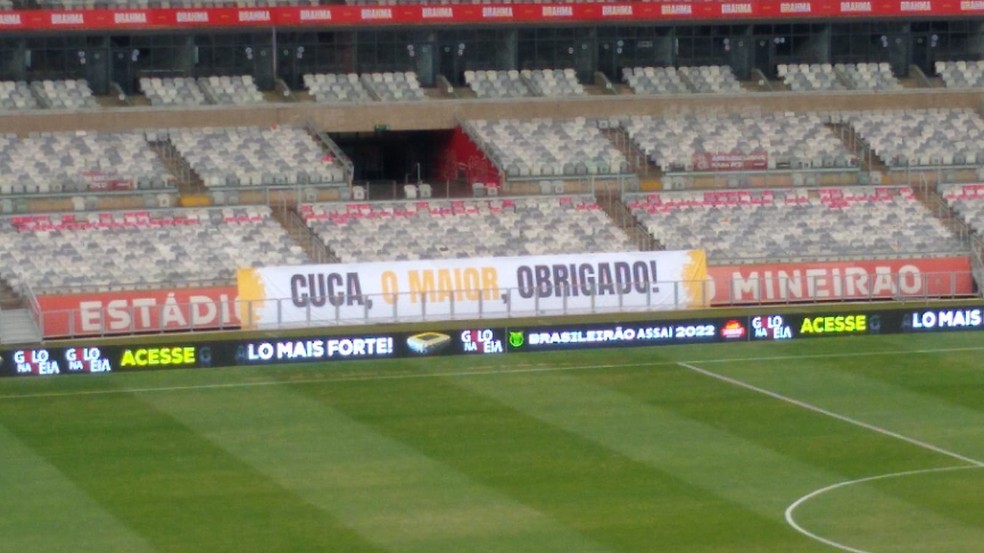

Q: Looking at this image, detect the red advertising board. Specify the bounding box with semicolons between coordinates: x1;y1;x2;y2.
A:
37;286;240;338
0;1;975;32
692;152;769;172
708;257;974;305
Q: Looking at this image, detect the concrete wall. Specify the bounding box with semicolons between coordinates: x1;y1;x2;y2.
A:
0;89;980;135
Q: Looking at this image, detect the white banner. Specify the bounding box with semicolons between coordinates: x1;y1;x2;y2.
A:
237;250;709;328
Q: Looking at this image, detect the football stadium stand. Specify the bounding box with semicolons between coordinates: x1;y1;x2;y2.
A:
0;131;172;194
622;112;856;172
139;76;209;107
304;73;375;104
463;118;628;178
464;70;534;99
299;195;634;262
30;79;99;110
846;109;984;167
778;64;846;91
626;187;963;262
0;206;306;294
166;126;347;188
837;63;901;91
521;68;585;97
197;75;265;105
0;81;40;111
623;67;691;95
678;66;744;94
936;61;984;89
361;72;427;101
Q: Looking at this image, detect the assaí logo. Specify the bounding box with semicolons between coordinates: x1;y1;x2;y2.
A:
508;331;525;348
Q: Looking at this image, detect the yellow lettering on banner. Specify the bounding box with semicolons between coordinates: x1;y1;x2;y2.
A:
437;269;454;302
406;266;501;303
380;270;399;305
462;268;480;301
407;270;435;304
482;267;499;301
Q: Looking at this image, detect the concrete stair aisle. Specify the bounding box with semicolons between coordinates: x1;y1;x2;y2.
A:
601;126;664;186
0;278;23;309
149;140;208;197
595;190;659;252
269;203;338;265
0;309;41;345
911;180;973;249
826;121;895;182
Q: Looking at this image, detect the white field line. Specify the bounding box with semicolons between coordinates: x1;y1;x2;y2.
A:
1;344;984;402
677;362;984;468
783;465;984;553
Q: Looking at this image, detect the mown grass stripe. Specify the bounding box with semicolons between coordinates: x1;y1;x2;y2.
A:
678;362;984;468
136;384;613;553
0;423;156;553
0;393;383;553
687;355;984;463
294;376;821;553
450;367;943;515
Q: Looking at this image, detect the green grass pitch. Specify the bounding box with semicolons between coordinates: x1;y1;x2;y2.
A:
0;332;982;553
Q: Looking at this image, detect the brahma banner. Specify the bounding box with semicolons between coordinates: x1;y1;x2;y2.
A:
237;251;709;328
37;286;241;338
0;2;979;31
708;257;974;305
692;152;768;172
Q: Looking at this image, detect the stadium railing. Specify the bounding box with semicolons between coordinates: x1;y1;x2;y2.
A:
30;269;977;340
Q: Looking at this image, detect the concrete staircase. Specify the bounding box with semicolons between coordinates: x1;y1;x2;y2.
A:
0;309;42;345
150;140;208;197
595;190;659;251
269;204;337;264
0;278;23;309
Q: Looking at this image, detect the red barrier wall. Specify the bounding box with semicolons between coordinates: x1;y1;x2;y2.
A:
37;286;240;338
436;126;501;188
708;257;974;305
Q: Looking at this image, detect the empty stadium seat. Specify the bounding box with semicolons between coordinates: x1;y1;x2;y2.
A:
625;187;962;262
0;206;307;294
299;196;634;263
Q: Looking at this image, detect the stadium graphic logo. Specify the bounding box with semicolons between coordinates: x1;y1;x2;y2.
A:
508;331;525;348
721;320;746;340
406;332;451;355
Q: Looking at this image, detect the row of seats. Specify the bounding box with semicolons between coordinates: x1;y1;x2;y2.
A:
847;108;984;167
522;69;585;97
0;79;96;110
304;72;427;103
0;125;350;196
622;66;692;95
167;126;348;187
304;73;374;104
300;195;634;262
622;112;856;172
464;117;628;178
627;187;962;262
465;69;534;99
778;63;900;91
941;183;984;237
139;75;262;106
0;131;172;194
0;206;307;294
623;65;745;95
936;61;984;89
362;72;427;101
